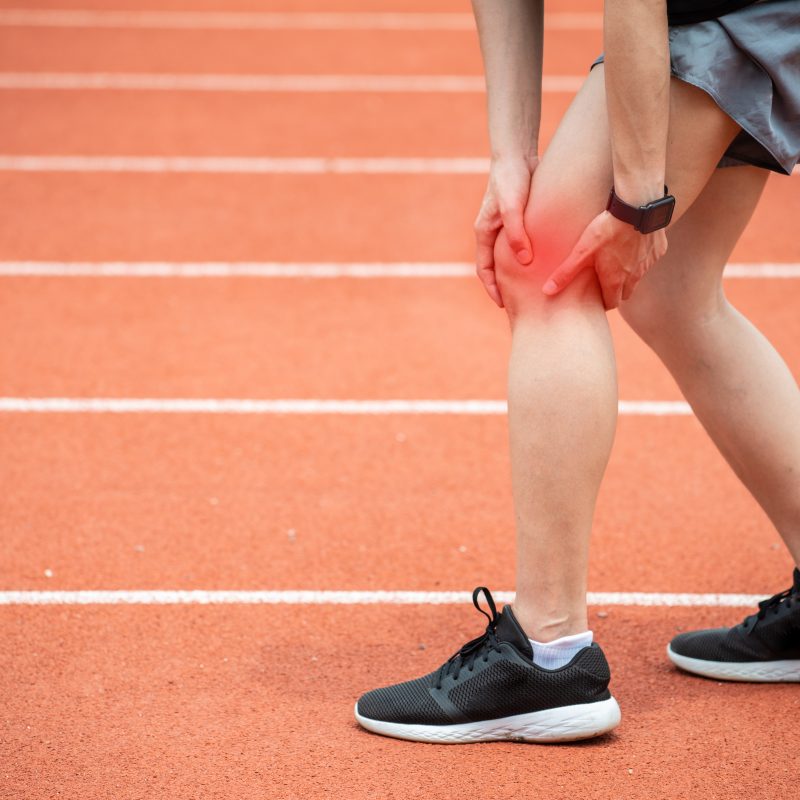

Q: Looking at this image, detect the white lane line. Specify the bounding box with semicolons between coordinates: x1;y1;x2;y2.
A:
724;263;800;278
0;262;797;278
1;156;796;177
0;9;602;31
0;261;477;277
2;156;796;178
0;155;491;174
0;589;761;607
0;398;692;415
0;72;583;93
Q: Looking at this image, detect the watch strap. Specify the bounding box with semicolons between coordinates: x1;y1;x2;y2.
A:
606;186;674;233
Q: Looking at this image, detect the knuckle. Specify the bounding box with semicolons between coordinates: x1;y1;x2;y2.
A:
475;215;501;237
500;217;522;239
497;196;518;215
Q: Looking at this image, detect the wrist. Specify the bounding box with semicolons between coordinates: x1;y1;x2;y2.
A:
612;175;666;207
491;150;540;171
606;185;675;234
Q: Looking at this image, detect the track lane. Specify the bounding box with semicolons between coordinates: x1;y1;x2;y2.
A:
0;173;797;261
0;91;567;157
1;276;798;399
0;274;656;399
0;0;602;13
0;27;601;74
0;415;793;593
1;604;796;800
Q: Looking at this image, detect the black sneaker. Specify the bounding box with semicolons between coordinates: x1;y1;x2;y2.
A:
354;587;620;743
667;569;800;682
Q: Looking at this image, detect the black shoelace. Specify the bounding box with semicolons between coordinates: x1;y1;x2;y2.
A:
434;587;503;691
742;582;798;632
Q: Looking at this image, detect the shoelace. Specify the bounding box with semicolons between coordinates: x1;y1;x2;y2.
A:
742;582;798;632
434;587;503;691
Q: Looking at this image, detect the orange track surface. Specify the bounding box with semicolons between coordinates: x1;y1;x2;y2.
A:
0;173;798;261
1;278;799;400
2;606;797;799
0;28;601;74
0;0;603;11
1;1;798;797
1;91;568;157
0;414;790;593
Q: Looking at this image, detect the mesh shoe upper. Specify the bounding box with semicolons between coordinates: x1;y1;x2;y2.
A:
357;669;453;725
447;645;611;722
357;587;612;726
670;569;800;663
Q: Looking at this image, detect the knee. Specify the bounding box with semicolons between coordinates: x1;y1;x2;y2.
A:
620;281;728;350
494;226;602;324
493;227;547;322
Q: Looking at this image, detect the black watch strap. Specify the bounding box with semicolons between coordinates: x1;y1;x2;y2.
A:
606;186;676;234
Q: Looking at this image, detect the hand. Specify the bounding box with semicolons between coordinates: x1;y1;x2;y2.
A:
542;211;668;310
473;155;538;308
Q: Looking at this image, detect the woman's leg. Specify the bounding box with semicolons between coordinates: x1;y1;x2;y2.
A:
493;64;741;641
620;166;800;566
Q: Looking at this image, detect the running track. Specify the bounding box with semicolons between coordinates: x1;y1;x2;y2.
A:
1;1;798;797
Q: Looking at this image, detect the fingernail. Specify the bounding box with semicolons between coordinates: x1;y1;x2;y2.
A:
542;280;557;294
517;249;532;264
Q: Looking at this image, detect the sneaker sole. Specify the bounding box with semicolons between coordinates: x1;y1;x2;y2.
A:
354;696;621;744
667;645;800;682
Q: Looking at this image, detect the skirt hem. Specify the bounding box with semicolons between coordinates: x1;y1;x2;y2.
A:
668;68;793;175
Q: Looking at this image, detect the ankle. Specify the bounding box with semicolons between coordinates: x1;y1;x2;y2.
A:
511;602;589;642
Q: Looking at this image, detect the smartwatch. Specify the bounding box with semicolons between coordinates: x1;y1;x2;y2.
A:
606;186;676;234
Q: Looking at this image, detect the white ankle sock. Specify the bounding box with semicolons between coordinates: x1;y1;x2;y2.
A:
529;630;594;669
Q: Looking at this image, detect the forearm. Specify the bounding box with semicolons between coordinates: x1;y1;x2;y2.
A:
471;0;543;165
604;0;670;204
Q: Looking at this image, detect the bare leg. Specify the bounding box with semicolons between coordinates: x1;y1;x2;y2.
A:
620;166;800;567
494;65;741;640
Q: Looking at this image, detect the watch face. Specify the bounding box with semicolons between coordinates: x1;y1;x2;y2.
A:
641;196;675;232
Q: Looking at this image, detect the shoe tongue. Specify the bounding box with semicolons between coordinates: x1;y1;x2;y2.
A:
494;605;533;659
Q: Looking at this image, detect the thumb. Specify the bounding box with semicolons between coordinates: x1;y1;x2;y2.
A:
542;235;595;296
501;206;533;265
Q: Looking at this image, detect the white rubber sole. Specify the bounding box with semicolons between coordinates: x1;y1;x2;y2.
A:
667;645;800;682
354;697;621;744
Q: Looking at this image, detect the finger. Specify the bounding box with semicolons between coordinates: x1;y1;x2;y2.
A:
473;211;500;270
500;207;533;265
601;279;624;311
621;273;639;302
622;257;651;302
542;237;595;296
475;234;505;308
476;262;504;308
486;283;504;308
475;241;497;289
